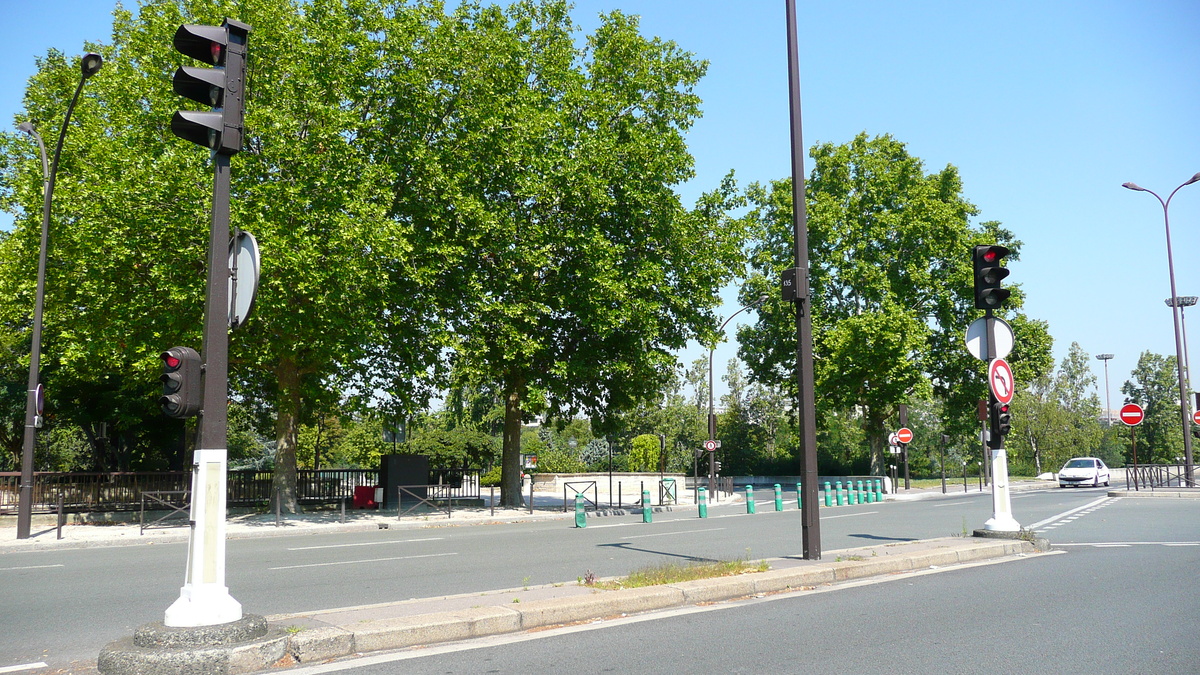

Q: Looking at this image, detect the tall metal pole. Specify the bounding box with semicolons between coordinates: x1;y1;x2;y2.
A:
1123;175;1200;487
1095;353;1113;426
707;297;766;500
14;54;103;540
785;0;821;559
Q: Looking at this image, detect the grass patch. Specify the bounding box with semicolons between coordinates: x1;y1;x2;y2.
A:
591;557;769;590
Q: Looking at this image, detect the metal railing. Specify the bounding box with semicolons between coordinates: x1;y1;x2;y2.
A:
1125;464;1196;491
0;467;480;514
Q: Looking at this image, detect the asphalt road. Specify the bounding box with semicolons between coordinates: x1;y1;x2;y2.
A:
0;484;1179;671
322;503;1200;675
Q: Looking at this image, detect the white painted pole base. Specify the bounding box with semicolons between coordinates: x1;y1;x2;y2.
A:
164;448;242;627
984;447;1021;532
165;584;242;627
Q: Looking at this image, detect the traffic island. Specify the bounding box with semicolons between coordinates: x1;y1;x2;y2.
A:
971;528;1051;552
97;614;290;674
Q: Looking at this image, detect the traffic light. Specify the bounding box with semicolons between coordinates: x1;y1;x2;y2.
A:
170;19;250;154
972;245;1011;310
989;400;1011;444
160;347;202;418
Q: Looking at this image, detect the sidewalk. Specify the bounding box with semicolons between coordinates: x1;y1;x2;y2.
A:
0;480;1065;554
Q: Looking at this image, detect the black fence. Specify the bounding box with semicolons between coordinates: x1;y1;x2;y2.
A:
0;468;480;514
1125;464;1196;491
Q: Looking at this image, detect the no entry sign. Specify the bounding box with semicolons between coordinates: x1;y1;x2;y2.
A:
895;427;914;444
1193;410;1200;425
1119;403;1144;426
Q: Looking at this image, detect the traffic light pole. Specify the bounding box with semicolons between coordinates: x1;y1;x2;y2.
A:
163;148;239;628
983;310;1020;532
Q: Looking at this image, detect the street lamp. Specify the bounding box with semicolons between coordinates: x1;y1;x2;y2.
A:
707;295;768;497
1095;353;1114;426
14;53;104;540
1165;296;1197;396
1123;173;1200;487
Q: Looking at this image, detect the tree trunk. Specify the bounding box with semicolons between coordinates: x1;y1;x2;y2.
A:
500;375;526;508
867;409;887;476
272;358;302;514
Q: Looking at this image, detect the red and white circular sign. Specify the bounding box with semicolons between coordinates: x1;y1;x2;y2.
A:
988;358;1015;404
1193;410;1200;425
1119;403;1144;426
895;427;914;444
703;439;718;452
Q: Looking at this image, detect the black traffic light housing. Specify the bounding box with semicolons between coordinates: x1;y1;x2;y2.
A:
171;19;250;154
972;245;1011;311
160;347;202;418
988;399;1011;448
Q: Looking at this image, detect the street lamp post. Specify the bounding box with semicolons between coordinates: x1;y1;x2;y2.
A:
14;53;103;540
1165;296;1197;396
1095;353;1114;426
1123;173;1200;487
707;295;768;498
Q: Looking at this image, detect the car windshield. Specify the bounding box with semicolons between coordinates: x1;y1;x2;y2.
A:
1064;459;1095;469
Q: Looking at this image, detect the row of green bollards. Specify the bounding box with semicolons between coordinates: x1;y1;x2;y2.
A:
822;479;883;507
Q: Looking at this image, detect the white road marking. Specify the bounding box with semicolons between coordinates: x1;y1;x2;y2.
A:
0;564;64;572
269;552;458;570
287;537;443;551
0;664;49;674
1026;496;1112;531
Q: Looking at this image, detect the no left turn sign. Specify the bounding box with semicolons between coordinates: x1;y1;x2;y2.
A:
989;358;1014;404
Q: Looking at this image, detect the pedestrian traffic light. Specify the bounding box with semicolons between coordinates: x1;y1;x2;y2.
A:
170;19;250;154
972;245;1011;310
160;347;202;418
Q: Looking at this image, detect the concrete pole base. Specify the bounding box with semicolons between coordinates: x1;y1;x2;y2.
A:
97;614;290;674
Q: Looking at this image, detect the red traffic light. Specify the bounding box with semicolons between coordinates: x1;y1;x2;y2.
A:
159;346;202;418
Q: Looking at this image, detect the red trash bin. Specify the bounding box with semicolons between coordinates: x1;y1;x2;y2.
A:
353;485;378;509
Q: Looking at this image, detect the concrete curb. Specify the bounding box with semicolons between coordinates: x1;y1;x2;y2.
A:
1109;489;1200;499
265;536;1041;673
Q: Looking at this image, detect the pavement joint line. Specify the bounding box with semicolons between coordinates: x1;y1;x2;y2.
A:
268;551;458;571
287;537;444;551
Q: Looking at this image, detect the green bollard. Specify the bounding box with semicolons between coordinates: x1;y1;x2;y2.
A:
574;493;586;528
835;481;845;506
796;482;802;510
849;481;858;505
774;484;783;511
875;478;883;501
698;487;708;518
865;479;875;503
746;485;756;514
642;489;652;523
824;481;832;507
857;480;865;504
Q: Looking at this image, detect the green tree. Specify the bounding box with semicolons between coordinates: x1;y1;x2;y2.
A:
1122;351;1184;464
1;0;457;504
737;133;1051;475
377;2;745;506
628;434;659;472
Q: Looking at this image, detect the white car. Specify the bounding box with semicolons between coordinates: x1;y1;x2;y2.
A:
1058;457;1110;488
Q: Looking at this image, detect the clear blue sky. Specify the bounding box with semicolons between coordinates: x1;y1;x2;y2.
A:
3;0;1199;412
